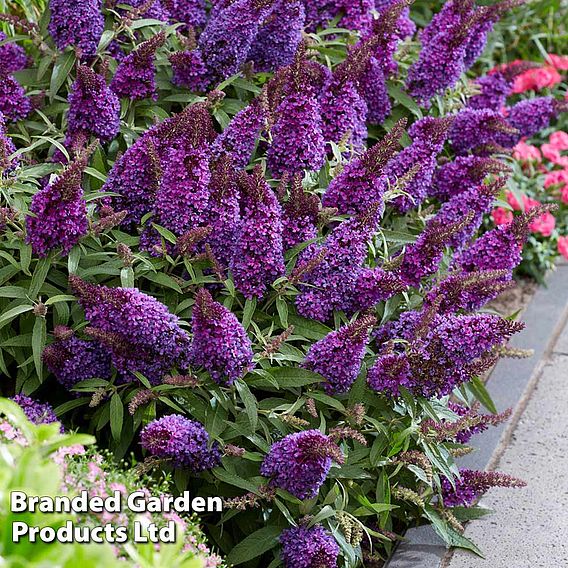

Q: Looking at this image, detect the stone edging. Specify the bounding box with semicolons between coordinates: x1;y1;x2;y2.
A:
385;261;568;568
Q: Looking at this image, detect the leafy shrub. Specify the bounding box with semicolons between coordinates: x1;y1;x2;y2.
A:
0;1;565;566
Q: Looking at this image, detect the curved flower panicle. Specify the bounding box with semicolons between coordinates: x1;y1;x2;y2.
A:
190;288;254;385
467;72;511;111
69;276;192;384
260;430;343;499
26;148;92;256
163;0;207;28
367;352;412;397
303;314;376;394
42;326;112;391
110;32;167;101
170;49;211;91
0;74;32;122
11;394;60;428
0;112;18;173
280;525;340;568
67;65;121;142
48;0;104;58
140;415;221;471
0;32;28;73
230;167;285;299
506;96;566;139
281;175;320;251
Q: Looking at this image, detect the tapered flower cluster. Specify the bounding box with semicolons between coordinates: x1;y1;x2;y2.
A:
190;289;254;385
367;352;412;397
260;430;343;499
281;175;320;250
441;469;525;507
67;65;120;142
506;96;565;139
386;116;452;212
42;326;111;391
467;73;511;111
0;74;31;122
69;276;192;383
12;394;59;427
170;49;210;91
280;525;340;568
0;112;18;173
48;0;104;58
26;150;91;256
111;33;166;101
230;167;285;299
303;315;376;394
322;119;405;214
140;414;221;471
0;32;28;73
164;0;207;28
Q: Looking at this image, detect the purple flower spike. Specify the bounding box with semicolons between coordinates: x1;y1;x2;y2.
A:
0;112;18;173
67;65;120;142
0;74;31;122
281;175;320;251
111;32;166;101
0;32;28;73
164;0;207;28
141;414;221;471
367;352;412;397
170;49;211;91
280;525;340;568
303;314;376;394
260;430;343;499
190;288;254;385
12;394;60;428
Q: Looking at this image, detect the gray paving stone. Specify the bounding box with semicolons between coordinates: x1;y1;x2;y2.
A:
445;355;568;568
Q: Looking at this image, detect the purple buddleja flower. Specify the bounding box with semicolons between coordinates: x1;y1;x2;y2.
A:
457;206;554;273
230;167;285;299
367;351;412;397
247;0;305;72
198;0;273;82
347;267;406;314
441;469;525;507
295;204;381;321
42;325;111;391
396;214;476;287
360;58;390;125
386;116;453;213
0;74;31;122
281;175;319;250
0;32;28;73
339;0;374;35
170;49;211;91
431;179;504;249
120;0;169;20
449;108;518;155
111;32;166;101
12;394;61;428
69;275;192;383
506;96;567;140
140;414;221;471
103;103;216;226
67;65;120;142
467;73;510;111
430;156;508;201
48;0;104;58
425;269;515;314
204;155;241;267
0;112;18;173
153;145;211;236
303;314;376;394
260;430;344;499
448;402;511;444
322;119;405;214
190;288;254;385
280;525;340;568
211;99;265;168
162;0;207;28
267;57;326;176
26;150;91;256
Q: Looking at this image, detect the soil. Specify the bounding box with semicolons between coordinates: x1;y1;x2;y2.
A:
487;277;538;318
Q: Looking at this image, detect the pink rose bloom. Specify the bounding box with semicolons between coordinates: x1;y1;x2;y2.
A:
558;236;568;259
541;143;562;163
546;54;568;71
562;185;568;204
549;131;568;151
492;207;513;226
529;211;556;237
513;141;541;162
506;191;539;211
512;66;562;93
544;169;568;189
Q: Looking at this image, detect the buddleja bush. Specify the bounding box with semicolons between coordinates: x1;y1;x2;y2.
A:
1;0;565;566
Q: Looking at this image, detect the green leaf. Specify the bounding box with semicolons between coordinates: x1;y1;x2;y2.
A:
54;398;90;416
276;296;288;328
248;367;323;389
467;376;498;414
110;393;124;441
242;297;257;329
143;272;183;293
32;317;46;383
235;380;258;431
29;257;51;299
213;468;258;493
50;51;75;100
120;267;135;288
225;526;281;566
0;304;34;331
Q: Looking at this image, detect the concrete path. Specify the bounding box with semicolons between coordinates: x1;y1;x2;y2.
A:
443;316;568;568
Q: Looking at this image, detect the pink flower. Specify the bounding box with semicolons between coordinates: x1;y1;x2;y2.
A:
541;143;562;163
562;185;568;204
544;169;568;189
558;236;568;259
529;211;556;237
512;66;562;93
549;131;568;151
506;191;539;212
513;141;541;162
546;54;568;71
492;207;513;226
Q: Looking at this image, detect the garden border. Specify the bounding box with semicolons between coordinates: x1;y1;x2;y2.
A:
385;260;568;568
